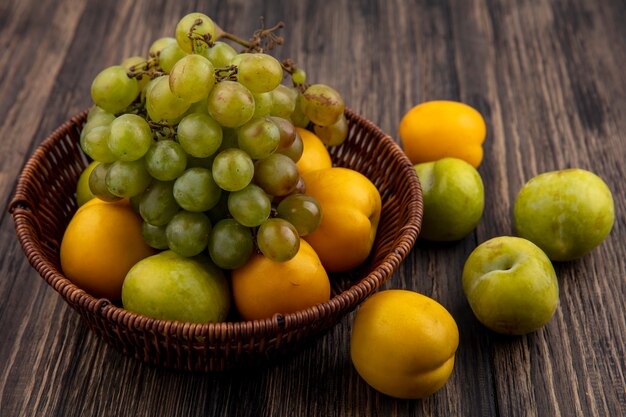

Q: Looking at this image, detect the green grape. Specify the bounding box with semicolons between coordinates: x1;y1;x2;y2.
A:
292;68;306;85
105;159;152;198
270;116;297;150
139;180;180;226
120;55;145;69
254;153;300;196
177;113;222;158
253;92;273;117
206;191;230;224
237;117;280;160
211;148;254;191
90;65;139;114
201;41;237;68
159;43;188;73
313;113;349;146
290;91;310;128
276;194;322;236
81;111;115;142
84;111;116;128
175;12;216;53
275;130;303;162
173;167;222;212
108;114;153;161
303;84;345;127
141;222;169;250
121;56;150;90
234;53;283;93
256;218;300;262
145;139;187;181
270;84;297;118
88;163;122;202
227;184;271;227
166;211;212;257
146;75;190;122
149;37;177;56
80;106;115;133
87;106;110;122
81;125;117;163
207;80;255;128
207;218;254;269
169;54;215;103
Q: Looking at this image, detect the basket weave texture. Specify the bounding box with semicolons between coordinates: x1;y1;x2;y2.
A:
9;108;423;371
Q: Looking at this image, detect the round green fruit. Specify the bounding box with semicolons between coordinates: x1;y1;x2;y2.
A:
514;169;614;261
462;236;559;335
414;157;484;241
122;250;230;323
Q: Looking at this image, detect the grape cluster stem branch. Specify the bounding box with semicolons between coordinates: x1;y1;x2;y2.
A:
218;18;285;53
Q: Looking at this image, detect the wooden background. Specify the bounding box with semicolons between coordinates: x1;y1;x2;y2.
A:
1;0;624;416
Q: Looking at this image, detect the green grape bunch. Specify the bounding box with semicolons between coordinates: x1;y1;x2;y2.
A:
82;12;346;266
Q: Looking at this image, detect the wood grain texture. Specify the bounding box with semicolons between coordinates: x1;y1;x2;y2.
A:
1;0;624;416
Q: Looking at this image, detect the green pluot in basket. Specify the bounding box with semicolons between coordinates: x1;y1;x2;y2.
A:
122;250;231;323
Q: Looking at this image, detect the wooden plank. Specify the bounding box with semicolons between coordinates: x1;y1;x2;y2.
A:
0;0;86;214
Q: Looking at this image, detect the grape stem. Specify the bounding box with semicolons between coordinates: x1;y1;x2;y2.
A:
126;56;163;80
215;64;238;82
218;18;285;53
281;59;309;92
187;18;215;52
148;121;177;139
281;59;297;75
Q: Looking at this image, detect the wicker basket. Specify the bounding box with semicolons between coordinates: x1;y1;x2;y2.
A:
9;108;423;371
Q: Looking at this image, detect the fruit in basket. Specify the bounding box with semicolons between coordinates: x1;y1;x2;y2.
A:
314;114;349;146
302;167;381;272
175;12;216;53
108;114;153;161
122;250;230;323
169;54;216;102
276;194;322;236
90;66;139;114
256;218;300;262
60;198;155;300
207;218;254;269
462;236;559;335
513;169;614;261
166;210;212;257
303;84;345;127
414;157;484;241
295;128;332;174
79;13;351;265
350;290;459;399
231;239;330;320
76;161;98;206
399;100;486;168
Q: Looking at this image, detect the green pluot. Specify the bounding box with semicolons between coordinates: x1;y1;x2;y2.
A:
414;157;484;241
514;169;614;261
122;250;231;323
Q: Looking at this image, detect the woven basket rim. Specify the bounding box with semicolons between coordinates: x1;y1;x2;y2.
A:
10;108;423;340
